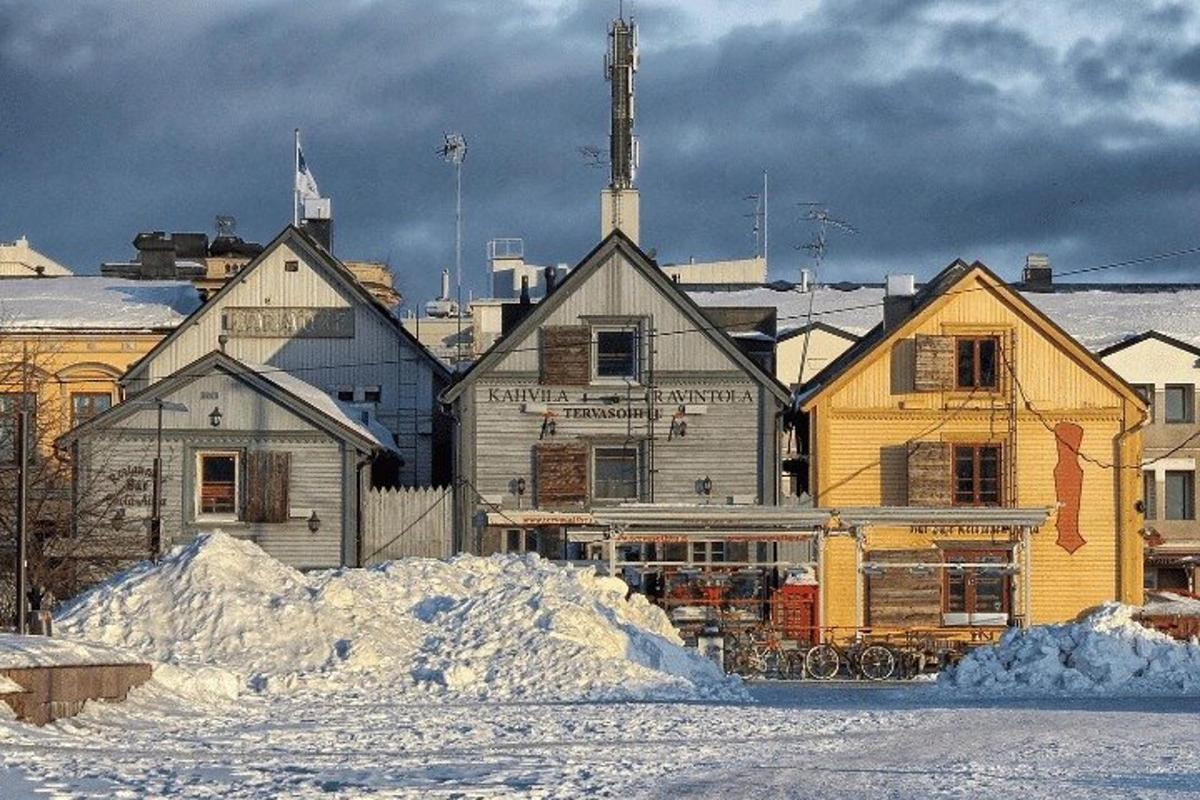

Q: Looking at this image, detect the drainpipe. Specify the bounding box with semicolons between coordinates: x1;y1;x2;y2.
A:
355;453;372;566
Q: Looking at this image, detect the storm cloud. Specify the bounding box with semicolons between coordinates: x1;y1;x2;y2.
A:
3;0;1200;303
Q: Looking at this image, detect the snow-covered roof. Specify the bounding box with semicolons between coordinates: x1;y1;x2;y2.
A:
690;284;1200;352
247;363;397;452
0;277;200;331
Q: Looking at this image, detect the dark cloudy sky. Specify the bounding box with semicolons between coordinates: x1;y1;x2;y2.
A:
4;0;1200;305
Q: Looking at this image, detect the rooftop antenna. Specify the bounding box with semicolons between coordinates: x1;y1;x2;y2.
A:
795;203;856;385
743;171;769;261
438;131;468;362
215;215;237;238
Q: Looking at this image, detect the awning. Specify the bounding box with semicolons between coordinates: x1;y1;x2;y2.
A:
834;506;1051;529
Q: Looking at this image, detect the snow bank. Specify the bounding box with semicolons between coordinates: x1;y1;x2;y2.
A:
940;604;1200;695
56;533;744;702
0;675;24;694
0;633;145;668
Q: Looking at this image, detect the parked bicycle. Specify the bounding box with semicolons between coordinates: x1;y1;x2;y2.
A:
803;638;900;681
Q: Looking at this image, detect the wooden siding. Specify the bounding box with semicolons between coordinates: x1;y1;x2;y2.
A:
126;238;438;486
812;271;1142;626
487;252;749;375
74;370;351;569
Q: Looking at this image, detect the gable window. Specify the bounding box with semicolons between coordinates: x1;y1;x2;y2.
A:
1164;384;1194;424
197;451;239;519
1143;470;1157;521
953;444;1001;506
1132;384;1155;423
71;392;112;427
336;387;355;403
1165;470;1195;520
593;445;640;502
943;549;1010;626
284;259;299;273
594;327;639;381
955;337;999;390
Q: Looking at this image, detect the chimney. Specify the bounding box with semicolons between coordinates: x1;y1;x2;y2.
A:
1023;253;1052;292
544;265;557;294
883;274;916;331
440;269;450;300
519;275;531;306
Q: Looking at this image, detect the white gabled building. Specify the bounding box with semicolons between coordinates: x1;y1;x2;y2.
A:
123;225;451;487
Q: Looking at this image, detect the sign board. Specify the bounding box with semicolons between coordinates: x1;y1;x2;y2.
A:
223;307;354;339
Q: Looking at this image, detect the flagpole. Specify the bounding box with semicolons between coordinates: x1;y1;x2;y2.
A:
293;128;301;227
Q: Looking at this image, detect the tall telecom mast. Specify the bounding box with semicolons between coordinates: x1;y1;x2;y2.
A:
600;10;640;244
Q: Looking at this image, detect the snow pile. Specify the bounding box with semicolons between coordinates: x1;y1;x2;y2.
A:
56;533;744;702
940;604;1200;695
0;675;25;694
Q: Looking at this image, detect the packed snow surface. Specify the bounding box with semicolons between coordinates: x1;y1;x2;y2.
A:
940;603;1200;695
0;633;144;668
55;532;742;702
1142;591;1200;617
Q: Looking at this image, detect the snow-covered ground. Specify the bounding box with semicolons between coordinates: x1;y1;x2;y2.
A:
2;682;1200;798
5;538;1200;797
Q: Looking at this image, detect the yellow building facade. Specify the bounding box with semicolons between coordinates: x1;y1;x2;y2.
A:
0;277;198;455
799;261;1145;638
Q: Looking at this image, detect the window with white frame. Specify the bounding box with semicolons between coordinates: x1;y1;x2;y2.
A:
197;451;239;519
592;445;640;502
593;326;639;381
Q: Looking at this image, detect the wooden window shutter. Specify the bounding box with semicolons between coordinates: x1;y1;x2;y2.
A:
535;442;588;508
245;451;291;523
865;549;942;627
913;334;955;392
540;326;591;386
907;441;951;507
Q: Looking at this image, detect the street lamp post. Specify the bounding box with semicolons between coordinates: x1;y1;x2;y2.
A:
130;398;188;560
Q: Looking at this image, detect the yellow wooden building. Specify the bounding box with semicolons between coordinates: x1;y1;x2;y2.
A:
796;261;1145;638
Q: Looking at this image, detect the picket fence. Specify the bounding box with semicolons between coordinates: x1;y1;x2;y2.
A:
360;485;454;565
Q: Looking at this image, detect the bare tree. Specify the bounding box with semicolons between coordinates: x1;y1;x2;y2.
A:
0;335;146;627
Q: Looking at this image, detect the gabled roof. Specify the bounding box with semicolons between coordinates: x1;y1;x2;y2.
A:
443;230;792;404
124;225;450;384
777;321;859;343
798;259;1146;412
1097;330;1200;360
60;350;383;452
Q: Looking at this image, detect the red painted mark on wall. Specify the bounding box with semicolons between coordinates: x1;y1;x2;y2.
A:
1053;421;1086;554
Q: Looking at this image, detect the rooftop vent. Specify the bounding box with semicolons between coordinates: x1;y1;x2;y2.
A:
883;273;916;330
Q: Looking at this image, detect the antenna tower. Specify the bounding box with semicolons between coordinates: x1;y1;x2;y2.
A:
795;203;856;385
438;132;468;362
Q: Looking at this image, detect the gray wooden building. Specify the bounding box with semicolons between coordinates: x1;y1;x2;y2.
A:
443;231;795;562
60;225;450;570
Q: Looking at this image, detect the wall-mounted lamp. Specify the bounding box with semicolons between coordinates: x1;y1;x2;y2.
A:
669;409;688;441
539;412;557;440
217;333;229;352
307;510;321;534
208;406;223;428
700;475;713;496
515;477;527;496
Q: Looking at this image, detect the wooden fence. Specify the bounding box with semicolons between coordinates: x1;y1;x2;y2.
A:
360;485;454;565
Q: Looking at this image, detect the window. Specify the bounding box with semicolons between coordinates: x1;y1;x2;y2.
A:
689;541;727;563
593;446;639;501
952;444;1001;506
363;386;382;404
955;337;999;390
197;452;239;518
1165;384;1194;423
336;387;355;402
943;549;1010;626
1165;470;1195;520
1143;470;1157;521
284;259;299;272
504;528;540;554
71;392;112;427
594;327;639;381
1133;384;1155;423
0;393;36;463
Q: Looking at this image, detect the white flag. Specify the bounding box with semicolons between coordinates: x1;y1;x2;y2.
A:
295;144;320;202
